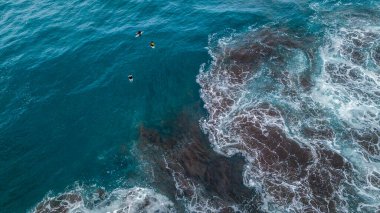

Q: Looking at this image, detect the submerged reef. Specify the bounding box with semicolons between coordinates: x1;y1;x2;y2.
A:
139;108;261;212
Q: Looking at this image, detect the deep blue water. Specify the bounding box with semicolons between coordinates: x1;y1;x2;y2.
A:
1;0;380;212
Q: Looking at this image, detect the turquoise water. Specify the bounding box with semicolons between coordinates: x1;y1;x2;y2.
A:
1;0;380;212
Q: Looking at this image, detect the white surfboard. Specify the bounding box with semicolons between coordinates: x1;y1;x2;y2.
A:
135;31;143;37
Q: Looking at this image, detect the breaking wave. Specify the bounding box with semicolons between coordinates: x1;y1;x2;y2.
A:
31;186;175;213
197;7;380;213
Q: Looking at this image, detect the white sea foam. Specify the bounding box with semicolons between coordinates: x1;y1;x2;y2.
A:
31;186;175;213
162;156;244;213
197;10;380;212
310;17;380;212
312;27;380;134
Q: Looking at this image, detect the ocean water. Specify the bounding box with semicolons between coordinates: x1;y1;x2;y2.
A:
1;0;379;212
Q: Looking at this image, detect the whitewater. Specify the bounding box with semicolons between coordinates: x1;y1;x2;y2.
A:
0;0;379;212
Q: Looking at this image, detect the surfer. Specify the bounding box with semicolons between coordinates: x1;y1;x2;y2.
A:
150;41;155;48
128;74;133;82
135;31;143;37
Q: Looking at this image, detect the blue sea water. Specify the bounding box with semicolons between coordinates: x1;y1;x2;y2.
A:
1;0;380;212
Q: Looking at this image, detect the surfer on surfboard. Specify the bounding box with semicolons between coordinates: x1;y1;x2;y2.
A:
150;41;155;48
135;31;143;37
128;74;133;82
